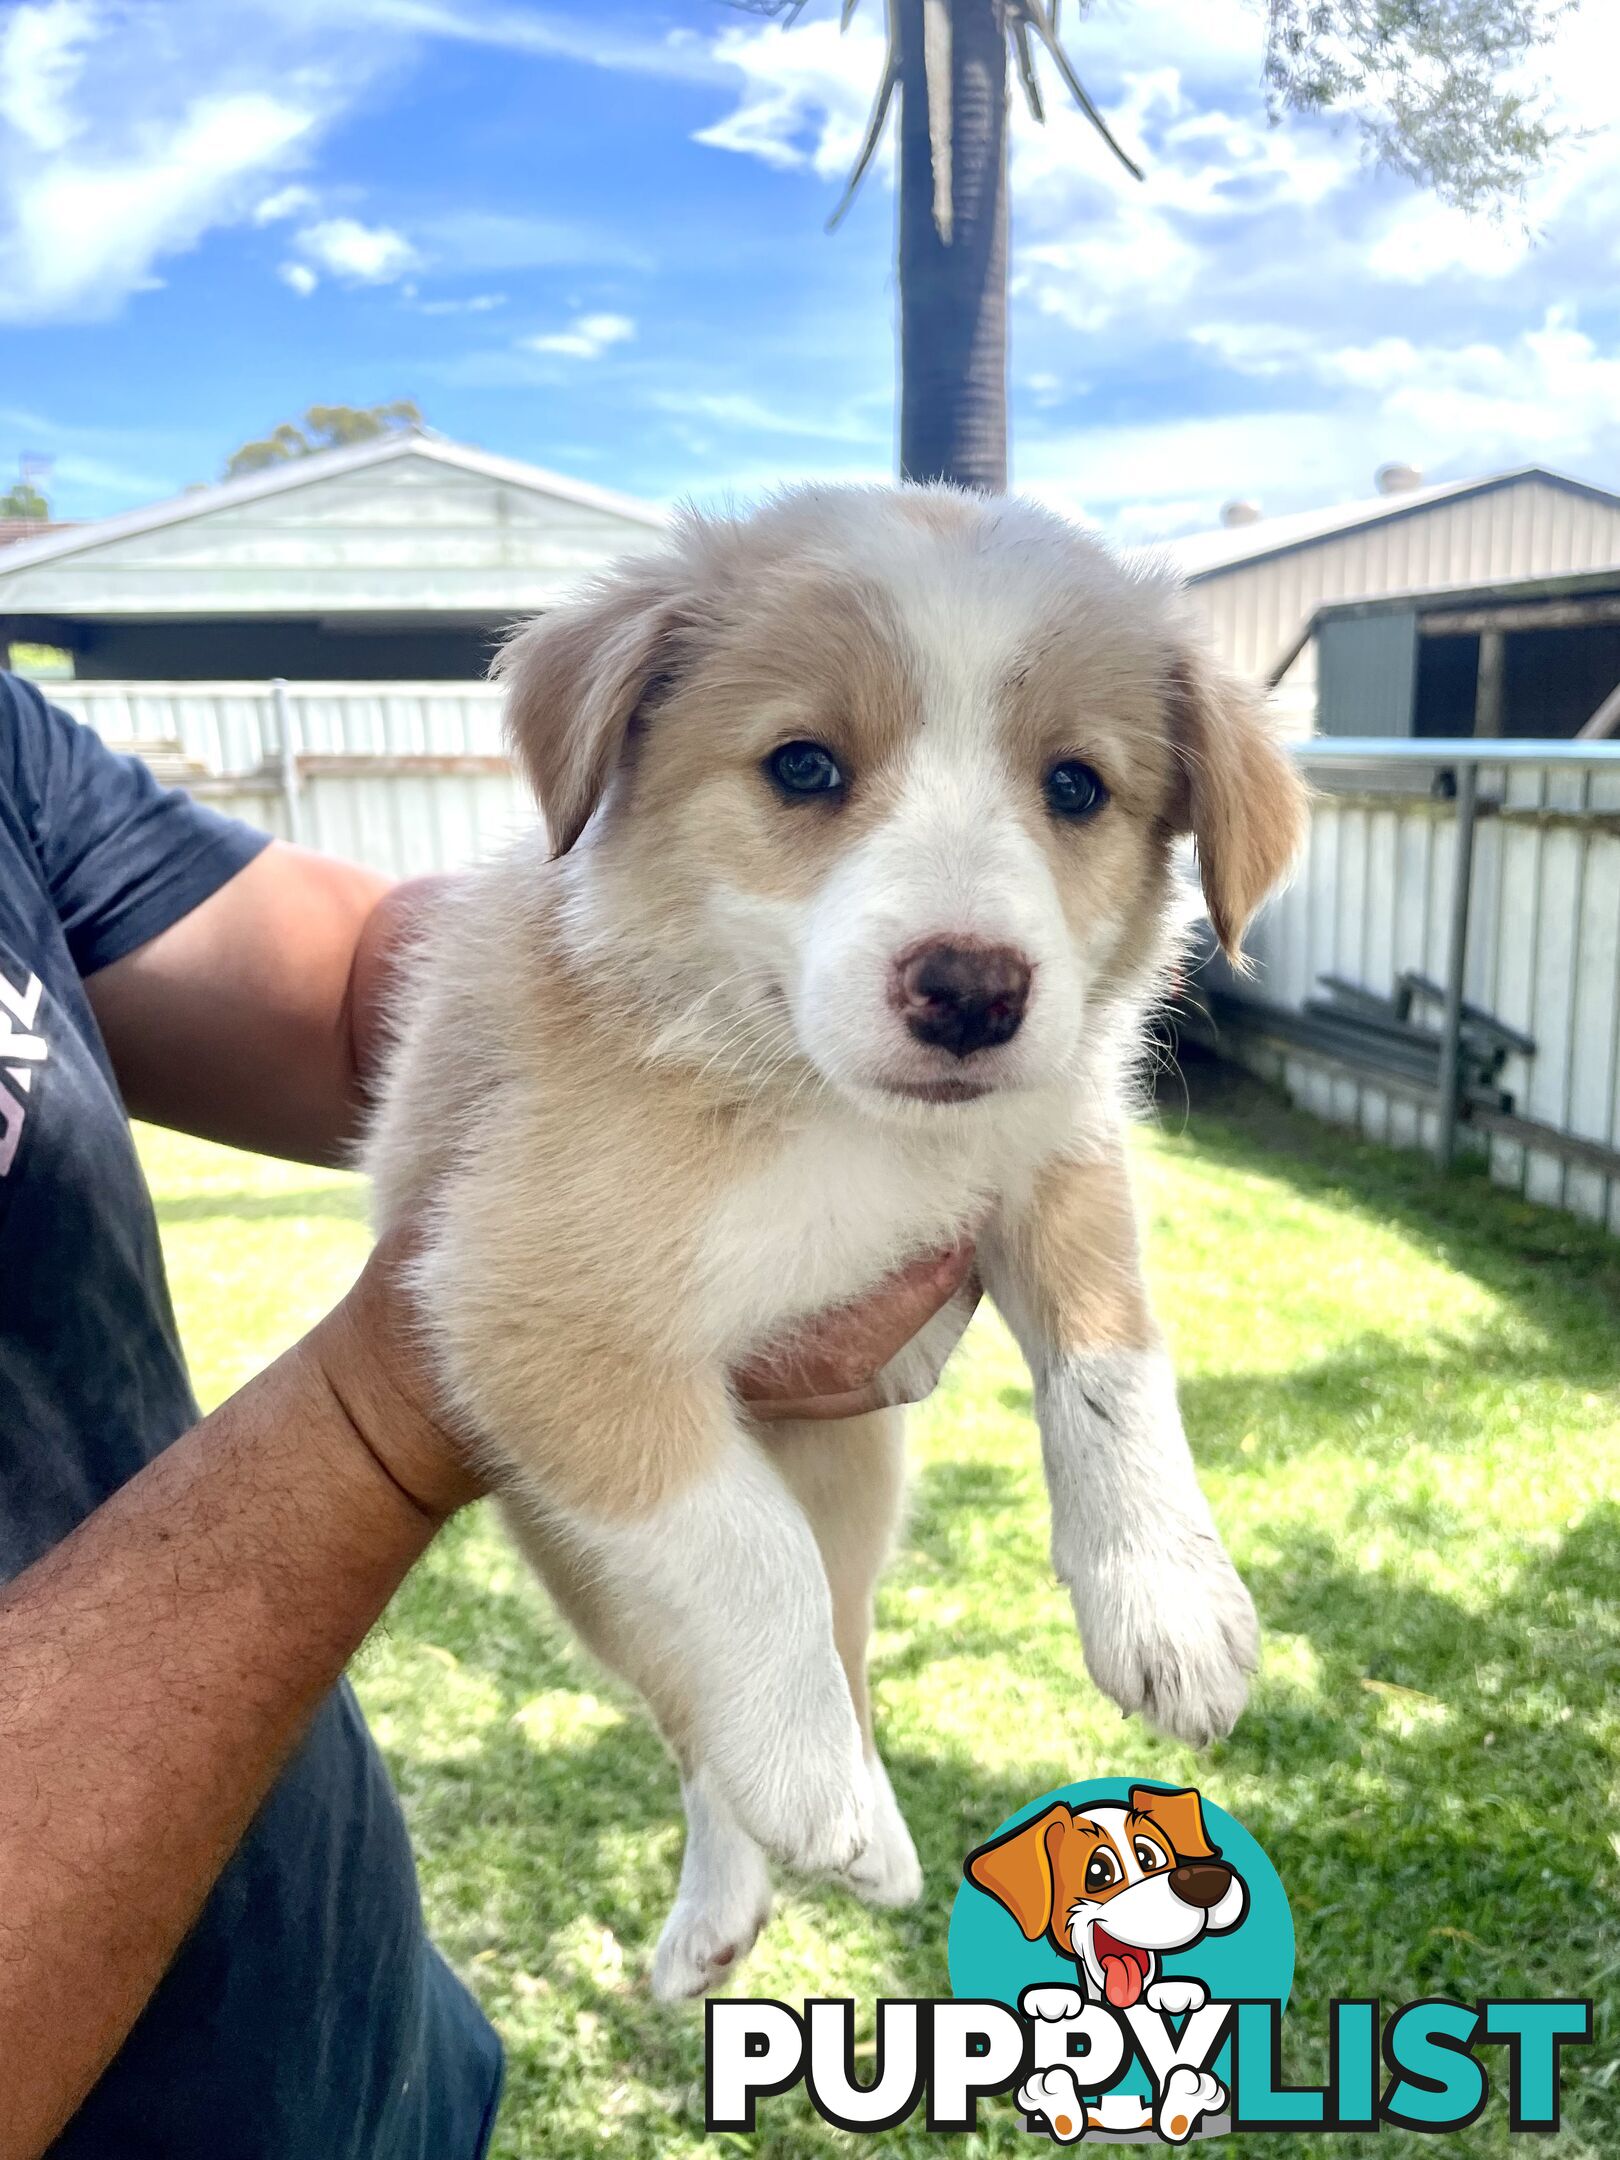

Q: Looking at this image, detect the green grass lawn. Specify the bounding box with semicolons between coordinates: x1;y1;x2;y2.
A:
139;1064;1620;2157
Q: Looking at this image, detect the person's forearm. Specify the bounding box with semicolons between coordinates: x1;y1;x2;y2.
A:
0;1338;441;2160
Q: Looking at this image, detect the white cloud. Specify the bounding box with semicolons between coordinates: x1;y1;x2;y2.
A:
254;181;318;225
0;0;95;155
523;310;635;359
694;1;1364;345
1367;197;1533;285
291;214;420;283
0;2;404;324
696;12;890;180
1322;312;1620;470
1;88;316;324
278;259;318;296
0;399;189;514
1187;322;1324;378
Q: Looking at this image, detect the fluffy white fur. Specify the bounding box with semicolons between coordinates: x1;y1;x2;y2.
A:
1001;1349;1260;1749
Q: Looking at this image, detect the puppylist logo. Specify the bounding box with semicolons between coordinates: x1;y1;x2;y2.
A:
706;1779;1592;2142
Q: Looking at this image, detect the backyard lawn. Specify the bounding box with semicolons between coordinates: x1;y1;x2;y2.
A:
140;1065;1620;2157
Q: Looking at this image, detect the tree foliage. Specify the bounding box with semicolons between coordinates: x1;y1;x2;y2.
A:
223;399;423;480
1261;0;1568;212
0;480;49;520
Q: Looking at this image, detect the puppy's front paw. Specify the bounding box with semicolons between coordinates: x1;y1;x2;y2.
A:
1157;2065;1226;2143
1069;1531;1259;1748
719;1728;874;1878
1020;1984;1087;2023
838;1756;922;1908
1017;2066;1089;2142
1145;1976;1208;2017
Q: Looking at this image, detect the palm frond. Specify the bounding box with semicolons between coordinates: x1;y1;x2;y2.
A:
1009;0;1144;181
826;8;899;231
1010;14;1044;123
922;0;954;241
743;0;1146;232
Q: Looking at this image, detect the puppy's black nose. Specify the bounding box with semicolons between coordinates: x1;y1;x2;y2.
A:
1169;1862;1233;1910
893;940;1032;1059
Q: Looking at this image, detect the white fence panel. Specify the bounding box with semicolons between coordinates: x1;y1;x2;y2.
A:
1233;741;1620;1233
45;677;532;876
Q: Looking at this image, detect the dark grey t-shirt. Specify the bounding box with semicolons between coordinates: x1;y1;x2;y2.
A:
0;675;501;2157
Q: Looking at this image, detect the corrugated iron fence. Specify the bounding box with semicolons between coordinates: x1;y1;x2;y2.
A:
1219;739;1620;1233
52;677;531;875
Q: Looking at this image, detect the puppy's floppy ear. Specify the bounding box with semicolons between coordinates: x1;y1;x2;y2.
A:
964;1803;1071;1940
1128;1784;1218;1863
1164;644;1308;963
495;550;690;856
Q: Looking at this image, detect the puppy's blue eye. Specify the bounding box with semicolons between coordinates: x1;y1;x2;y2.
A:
767;739;844;798
1044;759;1108;821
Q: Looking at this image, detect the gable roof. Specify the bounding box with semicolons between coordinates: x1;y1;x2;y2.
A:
0;430;664;582
1168;466;1620;582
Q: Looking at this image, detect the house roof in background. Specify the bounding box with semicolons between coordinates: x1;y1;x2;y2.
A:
0;431;668;627
0;430;664;584
1168;467;1620;581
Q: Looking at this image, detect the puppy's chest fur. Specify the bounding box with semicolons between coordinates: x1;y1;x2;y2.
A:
704;1091;1067;1352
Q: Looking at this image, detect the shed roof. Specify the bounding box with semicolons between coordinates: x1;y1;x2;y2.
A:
0;431;666;626
1168;466;1620;582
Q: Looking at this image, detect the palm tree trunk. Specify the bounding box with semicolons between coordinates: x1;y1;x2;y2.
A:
896;0;1009;493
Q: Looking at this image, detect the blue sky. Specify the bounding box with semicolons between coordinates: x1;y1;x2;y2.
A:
3;0;1620;538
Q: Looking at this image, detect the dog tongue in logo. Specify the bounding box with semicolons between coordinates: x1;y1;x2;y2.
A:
1095;1933;1147;2008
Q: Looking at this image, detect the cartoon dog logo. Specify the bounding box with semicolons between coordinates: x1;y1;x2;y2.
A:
964;1783;1249;2142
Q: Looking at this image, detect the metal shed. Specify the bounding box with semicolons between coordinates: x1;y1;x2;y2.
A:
1170;467;1620;729
1283;565;1620;743
0;431;666;681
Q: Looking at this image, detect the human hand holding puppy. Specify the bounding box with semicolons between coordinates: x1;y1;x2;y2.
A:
316;1225;980;1522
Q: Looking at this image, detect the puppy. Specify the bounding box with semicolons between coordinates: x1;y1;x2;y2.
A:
365;484;1305;2000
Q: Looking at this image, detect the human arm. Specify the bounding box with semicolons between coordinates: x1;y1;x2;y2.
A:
83;839;396;1167
0;1241;469;2160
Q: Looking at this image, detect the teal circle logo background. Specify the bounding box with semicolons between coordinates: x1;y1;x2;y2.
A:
948;1780;1295;2096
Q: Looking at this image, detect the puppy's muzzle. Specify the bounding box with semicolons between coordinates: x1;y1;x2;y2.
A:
892;940;1032;1059
1168;1862;1234;1910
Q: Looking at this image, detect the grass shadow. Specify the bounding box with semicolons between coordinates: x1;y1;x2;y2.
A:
1159;1052;1620;1338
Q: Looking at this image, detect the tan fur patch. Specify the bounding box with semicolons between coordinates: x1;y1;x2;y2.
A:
602;557;924;907
997;1144;1158;1354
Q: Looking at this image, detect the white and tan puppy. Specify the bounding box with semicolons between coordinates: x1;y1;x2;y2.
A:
365;484;1305;2000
